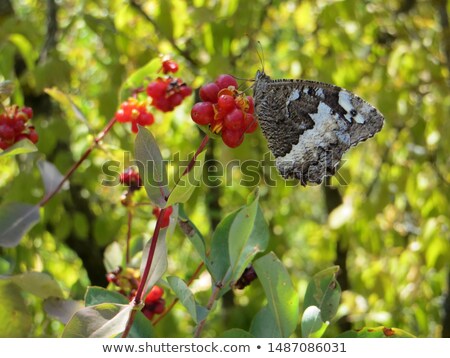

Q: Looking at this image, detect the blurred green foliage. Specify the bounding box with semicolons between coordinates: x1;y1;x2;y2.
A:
0;0;449;337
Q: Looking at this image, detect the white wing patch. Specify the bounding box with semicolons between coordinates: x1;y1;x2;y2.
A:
338;91;366;124
276;101;350;175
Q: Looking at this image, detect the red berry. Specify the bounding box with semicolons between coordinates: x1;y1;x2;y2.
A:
161;206;173;228
21;107;33;119
152;207;161;217
145;286;164;304
222;128;244;148
199;83;220;103
169;93;184;107
0;124;15;140
141;306;154;320
247;96;255;114
191;102;214;125
13;120;25;134
215;74;238;90
217;94;236;113
120;168;142;189
27;129;39;144
146;80;167;99
152;97;172;112
115;108;129;123
0;140;10;150
152;299;165;314
137;112;154;126
179;85;192;97
223;108;244;130
243;113;258;133
162;59;179;74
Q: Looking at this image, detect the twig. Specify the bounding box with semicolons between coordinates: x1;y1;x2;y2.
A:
39;117;117;207
193;283;222;338
126;209;133;264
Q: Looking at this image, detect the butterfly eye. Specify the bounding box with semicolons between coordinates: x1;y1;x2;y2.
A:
350;109;357;116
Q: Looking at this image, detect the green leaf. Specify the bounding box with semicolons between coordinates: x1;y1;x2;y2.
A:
37;160;66;196
177;205;207;262
221;328;254;338
43;298;84;324
207;208;239;284
253;252;299;338
135;126;169;207
139;228;168;296
250;306;282;338
84;287;154;338
9;33;37;71
0;280;32;337
303;266;341;322
167;276;201;323
10;272;64;299
0;203;40;248
85;286;128;306
301;305;328;337
103;241;123;272
120;58;161;102
166;150;206;206
62;303;132;338
229;198;269;283
339;326;416;338
0;80;14;102
0;139;37;158
44;87;89;125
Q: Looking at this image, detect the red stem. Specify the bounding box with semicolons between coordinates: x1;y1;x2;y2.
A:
126;209;133;264
121;206;167;338
39;117;117;207
121;135;210;337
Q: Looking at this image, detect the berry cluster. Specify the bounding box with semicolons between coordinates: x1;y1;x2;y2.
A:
152;206;173;228
115;58;192;132
0;106;38;150
115;98;154;133
146;77;192;113
142;285;165;320
119;167;142;191
190;74;257;148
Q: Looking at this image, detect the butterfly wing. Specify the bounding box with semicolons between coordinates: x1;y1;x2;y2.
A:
253;71;384;185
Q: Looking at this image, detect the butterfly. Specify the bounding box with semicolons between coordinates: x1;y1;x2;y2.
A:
253;70;384;186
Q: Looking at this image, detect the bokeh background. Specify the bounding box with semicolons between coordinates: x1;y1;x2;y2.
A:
0;0;449;337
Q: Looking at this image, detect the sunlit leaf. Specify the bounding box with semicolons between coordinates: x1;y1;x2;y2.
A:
37;160;67;196
253;252;299;338
301;305;328;337
119;58;161;101
10;272;64;299
135;126;169;207
166;150;206;206
0;203;40;248
62;303;132;338
167;276;203;323
0;139;37;158
250;306;282;338
103;241;123;272
0;280;32;337
303;266;341;322
43;298;84;324
84;287;154;338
